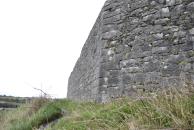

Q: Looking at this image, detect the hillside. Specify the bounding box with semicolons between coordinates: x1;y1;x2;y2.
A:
0;88;194;130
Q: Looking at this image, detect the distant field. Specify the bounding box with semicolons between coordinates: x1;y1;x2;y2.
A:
0;95;27;103
0;95;30;110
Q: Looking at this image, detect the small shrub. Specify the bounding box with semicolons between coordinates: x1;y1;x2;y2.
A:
27;97;49;115
8;102;62;130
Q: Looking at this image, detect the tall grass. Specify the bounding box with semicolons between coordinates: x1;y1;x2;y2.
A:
0;97;62;130
1;87;194;130
48;87;194;130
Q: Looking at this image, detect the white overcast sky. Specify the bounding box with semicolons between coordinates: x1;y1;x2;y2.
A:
0;0;105;98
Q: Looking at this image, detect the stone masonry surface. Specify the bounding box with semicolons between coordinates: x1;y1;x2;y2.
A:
67;0;194;103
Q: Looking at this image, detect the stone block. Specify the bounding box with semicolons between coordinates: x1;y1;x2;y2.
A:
187;2;194;12
189;28;194;35
167;55;184;64
122;74;133;84
145;72;161;85
166;0;175;6
126;67;142;73
161;7;170;18
101;61;120;70
143;61;160;72
102;30;120;39
108;77;119;85
120;59;138;68
152;47;169;54
162;64;180;76
181;42;193;51
133;73;145;85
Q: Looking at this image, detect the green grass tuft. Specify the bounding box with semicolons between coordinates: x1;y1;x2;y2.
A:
0;98;62;130
1;88;194;130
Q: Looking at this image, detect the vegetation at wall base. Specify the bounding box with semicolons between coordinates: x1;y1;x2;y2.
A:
0;87;194;130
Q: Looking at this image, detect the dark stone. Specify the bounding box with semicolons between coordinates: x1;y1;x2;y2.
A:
122;74;133;84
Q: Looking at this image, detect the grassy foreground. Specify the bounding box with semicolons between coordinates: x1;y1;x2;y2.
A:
0;88;194;130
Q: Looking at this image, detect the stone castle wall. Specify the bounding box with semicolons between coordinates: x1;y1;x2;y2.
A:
68;0;194;102
67;13;103;102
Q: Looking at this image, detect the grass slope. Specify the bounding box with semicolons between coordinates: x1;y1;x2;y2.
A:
0;88;194;130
